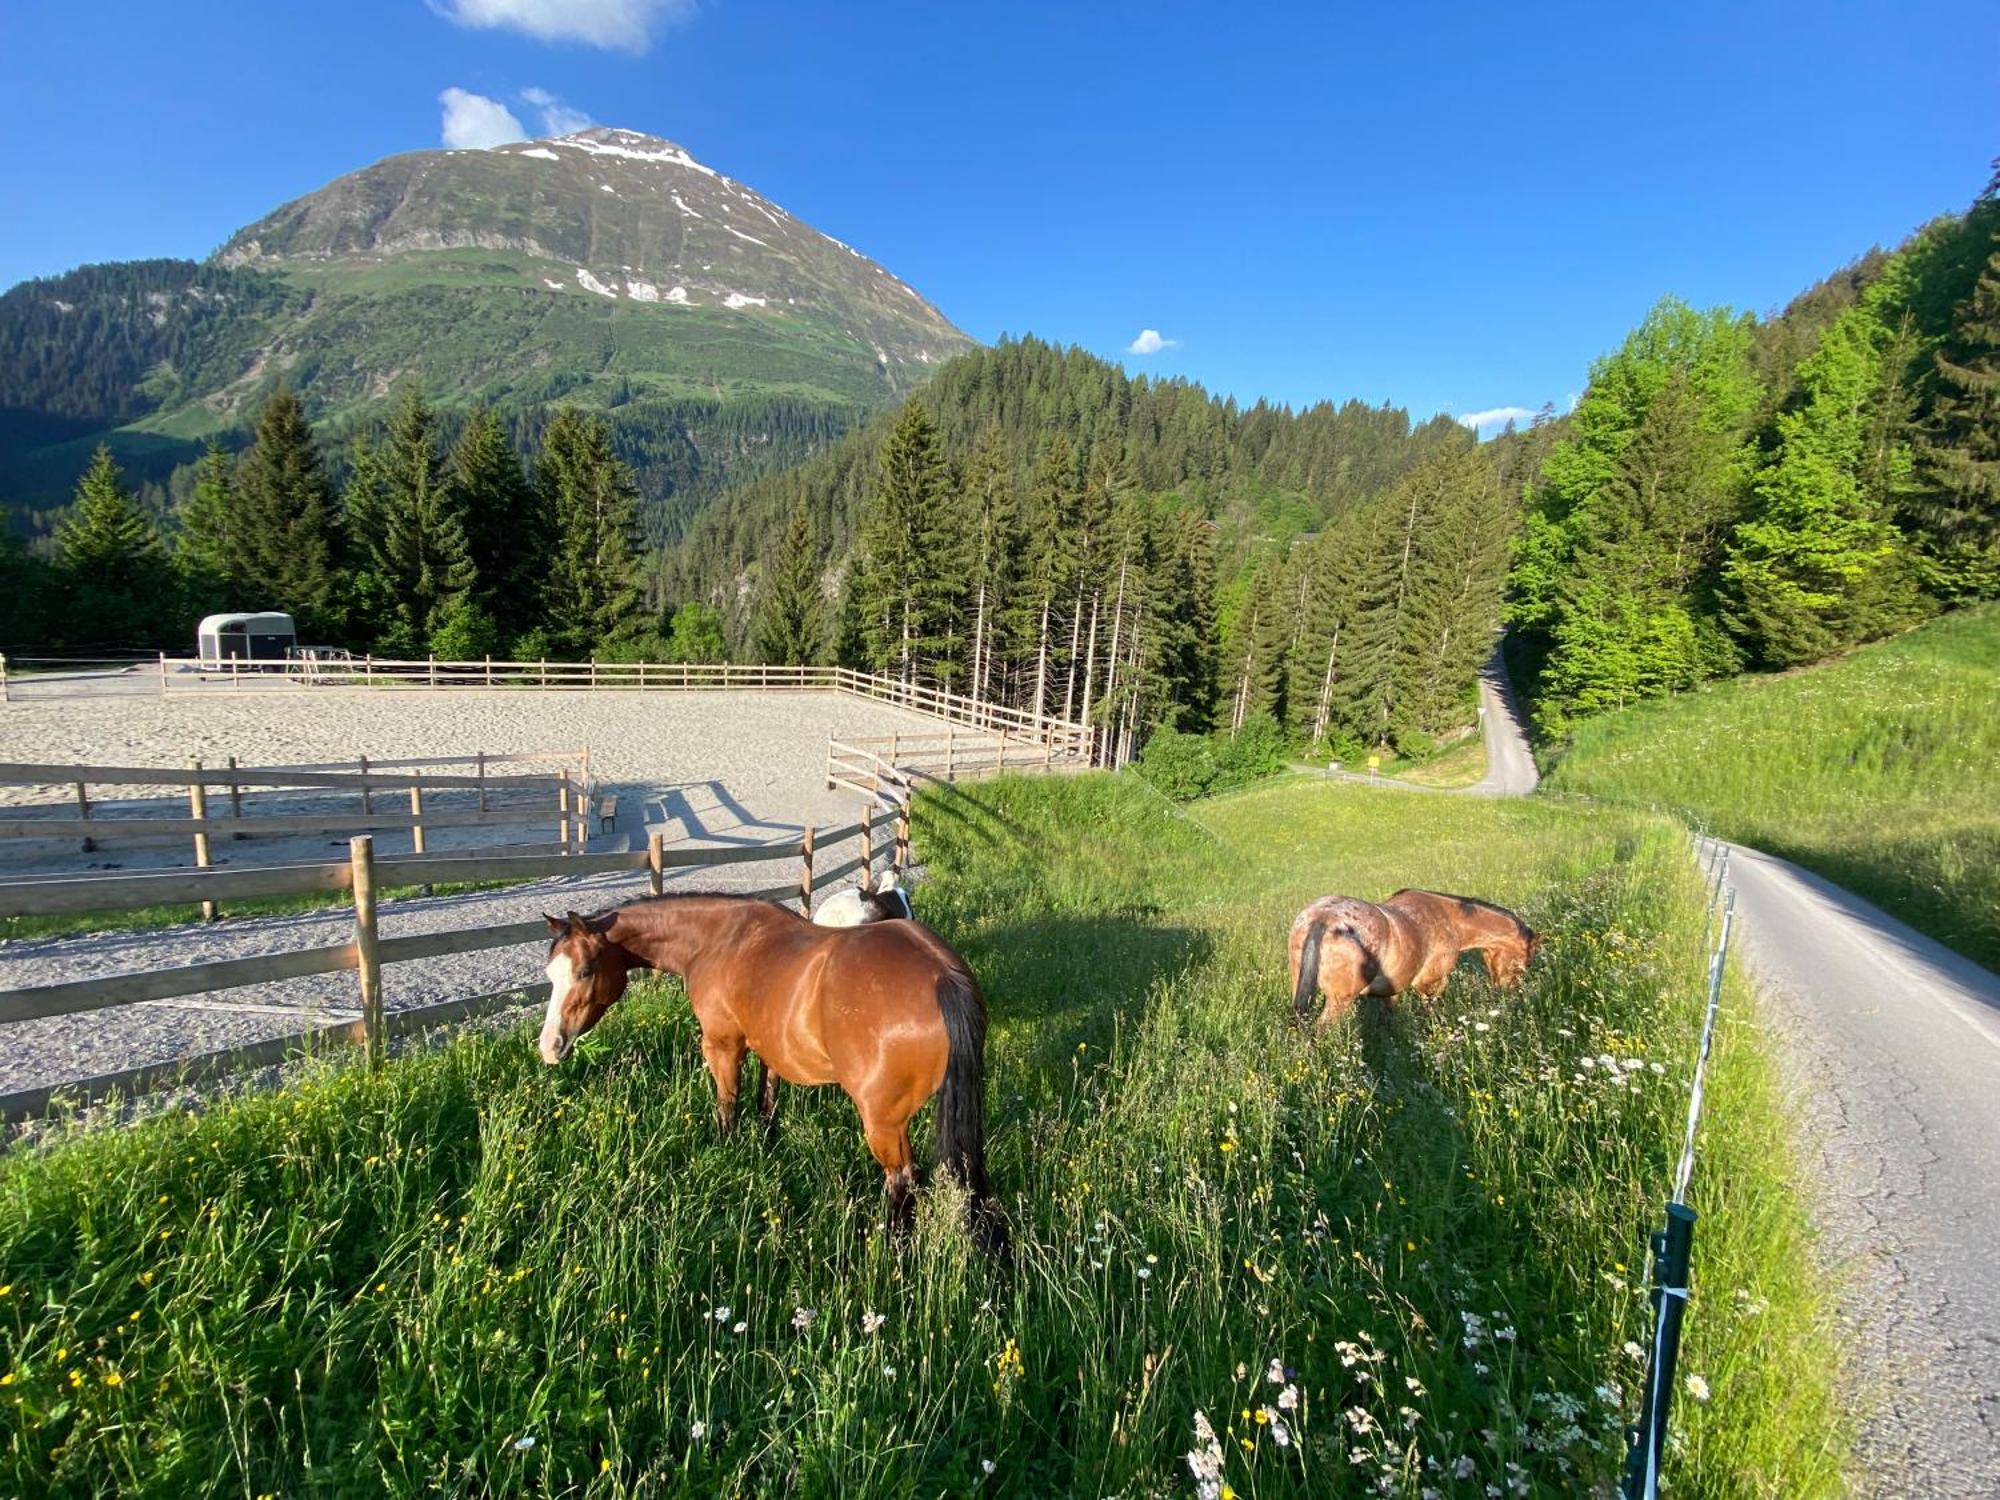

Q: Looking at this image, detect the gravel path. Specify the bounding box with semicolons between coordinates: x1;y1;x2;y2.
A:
0;688;939;1098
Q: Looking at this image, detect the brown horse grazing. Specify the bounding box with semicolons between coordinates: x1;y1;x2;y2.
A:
1287;888;1539;1029
538;894;1005;1251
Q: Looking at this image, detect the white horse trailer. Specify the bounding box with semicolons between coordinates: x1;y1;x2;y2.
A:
196;612;297;668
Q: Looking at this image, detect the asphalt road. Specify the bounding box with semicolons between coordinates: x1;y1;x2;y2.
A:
1712;839;2000;1495
1468;647;1539;796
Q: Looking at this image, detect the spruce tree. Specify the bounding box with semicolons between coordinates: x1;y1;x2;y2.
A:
1912;192;2000;599
854;401;952;682
450;407;545;634
752;499;825;665
174;438;240;602
958;426;1017;701
55;446;174;645
537;408;646;655
1725;307;1919;666
233;385;339;634
370;388;476;649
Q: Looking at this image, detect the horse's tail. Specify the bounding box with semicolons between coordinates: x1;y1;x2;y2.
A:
1292;918;1329;1020
935;967;1009;1257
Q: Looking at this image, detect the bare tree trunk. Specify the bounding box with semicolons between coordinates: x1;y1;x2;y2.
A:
1031;595;1051;727
970;580;988;710
1079;590;1102;732
1061;593;1084;723
1101;555;1129;733
1311;626;1340;746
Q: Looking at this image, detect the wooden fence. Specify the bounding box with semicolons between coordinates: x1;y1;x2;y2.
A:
4;655;1099;760
0;810;902;1119
0;750;595;873
826;727;1068;802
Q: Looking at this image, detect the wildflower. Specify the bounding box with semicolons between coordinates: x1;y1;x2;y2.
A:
0;1373;13;1387
0;1285;9;1297
600;1458;611;1473
1685;1373;1711;1403
1187;1410;1226;1500
512;1435;536;1453
1277;1383;1299;1410
862;1310;886;1336
1622;1340;1646;1362
791;1306;816;1332
1219;1141;1236;1153
1405;1375;1427;1397
981;1459;996;1475
1454;1455;1478;1479
102;1371;124;1387
711;1305;732;1323
690;1420;707;1441
1137;1268;1152;1281
1267;1358;1285;1383
883;1363;897;1378
732;1321;748;1334
1261;1406;1292;1446
1495;1325;1517;1343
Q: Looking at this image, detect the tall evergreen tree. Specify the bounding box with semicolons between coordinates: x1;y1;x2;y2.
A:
752;499;825;665
233;385;339;634
1911;180;2000;599
537;408;646;654
958;426;1017;702
854;401;954;682
366;388;476;650
1725;306;1920;665
173;438;241;602
55;446;174;644
450;406;545;634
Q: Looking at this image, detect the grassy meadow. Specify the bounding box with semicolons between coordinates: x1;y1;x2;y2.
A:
0;774;1843;1496
1544;604;2000;971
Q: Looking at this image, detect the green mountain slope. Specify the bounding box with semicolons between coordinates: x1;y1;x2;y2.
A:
1545;604;2000;969
0;128;973;538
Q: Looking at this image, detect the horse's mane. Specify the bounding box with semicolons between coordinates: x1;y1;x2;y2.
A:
1392;889;1524;925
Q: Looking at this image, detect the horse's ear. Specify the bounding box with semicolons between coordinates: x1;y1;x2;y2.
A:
565;910;591;936
544;913;566;935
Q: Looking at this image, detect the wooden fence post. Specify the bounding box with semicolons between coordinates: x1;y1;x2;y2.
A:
639;660;648;692
156;651;165;696
859;805;874;892
590;659;598;689
226;754;244;836
409;775;426;855
476;751;488;812
75;780;94;854
358;753;372;814
484;655;493;688
648;831;665;896
944;730;955;782
799;824;815;915
558;770;572;854
895;804;911;877
0;652;8;701
188;760;216;921
351;835;384;1070
365;655;374;688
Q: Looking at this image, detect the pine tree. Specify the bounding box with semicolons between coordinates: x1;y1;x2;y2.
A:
854;401;954;682
55;446;175;645
1008;435;1077;723
537;408;646;655
450;407;545;635
174;438;240;601
1911;186;2000;599
752;499;825;665
1725;306;1919;666
233;385;339;634
1389;447;1513;741
958;426;1017;703
369;388;476;649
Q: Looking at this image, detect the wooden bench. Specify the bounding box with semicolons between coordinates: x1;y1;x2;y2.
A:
597;794;619;834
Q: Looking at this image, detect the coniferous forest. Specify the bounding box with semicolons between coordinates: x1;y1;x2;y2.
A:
4;168;1995;764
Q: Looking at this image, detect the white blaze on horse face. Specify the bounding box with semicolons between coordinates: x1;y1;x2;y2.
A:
540;953;576;1064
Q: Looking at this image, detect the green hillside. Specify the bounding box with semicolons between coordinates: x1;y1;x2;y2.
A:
1545;605;2000;970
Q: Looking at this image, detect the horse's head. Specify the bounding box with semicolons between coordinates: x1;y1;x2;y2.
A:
1482;922;1540;989
539;910;635;1064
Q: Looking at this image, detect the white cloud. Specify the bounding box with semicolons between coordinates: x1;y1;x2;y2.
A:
521;86;592;135
1127;328;1180;356
1457;405;1535;434
435;0;696;54
439;87;528;149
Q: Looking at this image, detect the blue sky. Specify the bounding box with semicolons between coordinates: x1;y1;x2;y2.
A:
2;1;1995;433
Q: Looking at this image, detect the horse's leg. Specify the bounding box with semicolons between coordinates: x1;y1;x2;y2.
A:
755;1056;782;1134
701;1031;747;1134
860;1113;918;1236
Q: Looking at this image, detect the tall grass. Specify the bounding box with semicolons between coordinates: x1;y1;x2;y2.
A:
1544;604;2000;970
0;775;1843;1495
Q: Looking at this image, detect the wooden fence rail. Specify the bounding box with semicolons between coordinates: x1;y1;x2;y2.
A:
0;814;891;1115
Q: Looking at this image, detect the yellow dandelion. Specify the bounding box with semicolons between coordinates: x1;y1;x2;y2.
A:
102;1371;123;1388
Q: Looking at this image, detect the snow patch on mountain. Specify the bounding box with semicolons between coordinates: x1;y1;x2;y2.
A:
724;225;769;247
558;133;719;178
723;291;767;309
626;279;660;302
517;147;560;161
575;267;618;298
